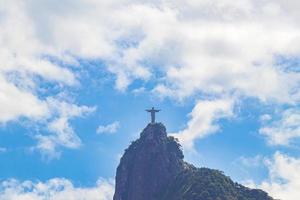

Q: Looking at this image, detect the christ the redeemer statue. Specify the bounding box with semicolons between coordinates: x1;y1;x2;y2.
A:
146;107;160;123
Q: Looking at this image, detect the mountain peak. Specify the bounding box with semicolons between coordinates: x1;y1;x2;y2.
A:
113;123;274;200
113;122;184;200
140;123;167;141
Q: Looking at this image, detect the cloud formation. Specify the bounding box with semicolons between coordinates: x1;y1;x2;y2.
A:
0;178;114;200
3;0;300;99
97;121;120;134
260;108;300;146
173;99;234;149
34;98;96;159
1;0;300;156
256;152;300;200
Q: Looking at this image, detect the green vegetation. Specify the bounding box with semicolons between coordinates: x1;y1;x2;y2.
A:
159;167;273;200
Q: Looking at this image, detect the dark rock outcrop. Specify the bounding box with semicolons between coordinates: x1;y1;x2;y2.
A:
113;123;273;200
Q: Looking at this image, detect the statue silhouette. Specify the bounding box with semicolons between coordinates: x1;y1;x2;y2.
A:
146;107;160;123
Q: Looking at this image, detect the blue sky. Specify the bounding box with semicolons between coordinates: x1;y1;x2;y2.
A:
0;1;300;199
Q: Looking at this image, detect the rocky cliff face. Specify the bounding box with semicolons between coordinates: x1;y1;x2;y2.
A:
113;123;273;200
113;123;184;200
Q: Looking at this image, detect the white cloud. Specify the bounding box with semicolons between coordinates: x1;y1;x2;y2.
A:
3;0;300;100
259;108;300;146
0;75;49;123
0;1;94;158
253;152;300;200
132;87;146;95
173;98;234;149
0;178;114;200
260;114;272;123
0;0;96;129
1;0;300;153
94;0;300;103
33;98;96;160
97;122;120;135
